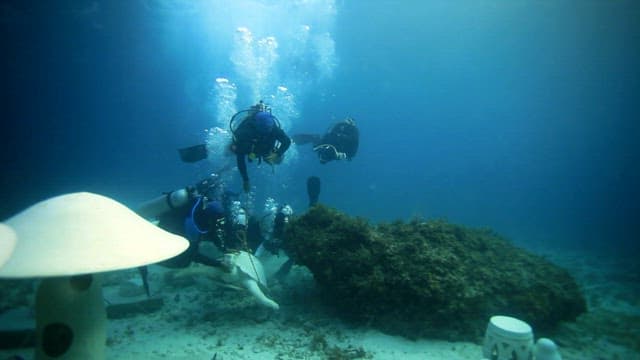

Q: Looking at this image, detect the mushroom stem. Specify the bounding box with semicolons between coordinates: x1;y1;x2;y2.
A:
35;274;106;360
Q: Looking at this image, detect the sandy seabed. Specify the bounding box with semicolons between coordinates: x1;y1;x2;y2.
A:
1;248;638;360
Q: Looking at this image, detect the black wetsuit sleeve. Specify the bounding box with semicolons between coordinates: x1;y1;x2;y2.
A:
237;153;249;182
345;126;359;158
275;128;291;156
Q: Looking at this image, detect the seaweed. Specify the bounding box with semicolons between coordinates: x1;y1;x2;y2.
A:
283;205;587;340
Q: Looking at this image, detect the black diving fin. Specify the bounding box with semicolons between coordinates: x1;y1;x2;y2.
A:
307;176;321;207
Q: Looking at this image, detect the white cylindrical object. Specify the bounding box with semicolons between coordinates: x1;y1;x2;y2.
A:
535;338;562;360
236;209;247;226
482;315;534;360
35;275;106;360
281;204;293;216
137;188;190;219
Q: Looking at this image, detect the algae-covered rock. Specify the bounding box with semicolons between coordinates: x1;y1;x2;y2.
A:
283;205;586;340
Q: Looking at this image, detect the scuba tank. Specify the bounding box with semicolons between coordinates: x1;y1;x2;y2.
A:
136;173;223;220
230;200;247;227
137;188;190;220
272;204;292;240
229;100;281;137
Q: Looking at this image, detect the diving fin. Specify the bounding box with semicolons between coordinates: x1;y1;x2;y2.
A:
178;144;208;163
307;176;321;207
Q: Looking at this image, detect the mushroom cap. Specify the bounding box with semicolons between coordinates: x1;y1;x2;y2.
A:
0;192;189;278
0;224;17;269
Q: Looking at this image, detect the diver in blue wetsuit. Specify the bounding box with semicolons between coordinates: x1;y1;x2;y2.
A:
136;176;281;309
137;174;252;270
155;195;227;268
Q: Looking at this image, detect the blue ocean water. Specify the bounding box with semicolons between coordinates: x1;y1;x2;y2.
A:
1;0;638;256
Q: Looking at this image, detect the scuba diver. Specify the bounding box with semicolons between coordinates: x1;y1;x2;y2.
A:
292;117;359;164
270;175;322;281
253;200;293;258
229;101;292;192
137;175;282;309
137;173;252;270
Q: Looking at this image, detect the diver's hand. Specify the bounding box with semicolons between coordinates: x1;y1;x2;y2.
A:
243;180;251;193
264;151;282;164
314;144;342;161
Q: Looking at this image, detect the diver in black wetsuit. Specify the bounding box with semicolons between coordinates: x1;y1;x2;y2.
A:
229;102;292;192
270;175;322;280
292;118;359;164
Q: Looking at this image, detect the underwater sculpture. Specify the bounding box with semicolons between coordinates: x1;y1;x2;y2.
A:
218;251;279;310
283;205;587;340
0;192;189;360
176;250;279;310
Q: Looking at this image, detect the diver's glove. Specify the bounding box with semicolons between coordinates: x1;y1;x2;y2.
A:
314;144;343;162
243;180;251;193
264;151;283;165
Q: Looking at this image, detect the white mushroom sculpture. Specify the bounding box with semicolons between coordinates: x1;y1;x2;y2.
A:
0;192;189;360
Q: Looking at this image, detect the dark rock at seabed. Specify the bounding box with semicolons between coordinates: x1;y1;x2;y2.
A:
0;307;35;350
283;205;587;341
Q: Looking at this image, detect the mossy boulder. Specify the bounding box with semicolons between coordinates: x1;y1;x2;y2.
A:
283;205;586;340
